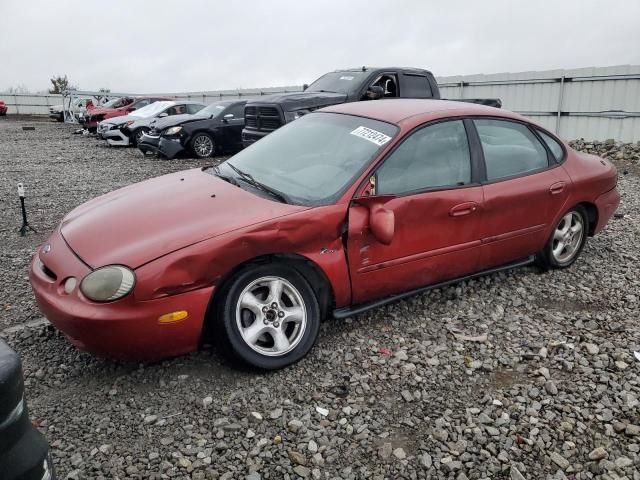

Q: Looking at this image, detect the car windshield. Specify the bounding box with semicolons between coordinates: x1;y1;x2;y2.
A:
307;71;368;94
197;101;232;118
217;112;398;206
132;101;173;118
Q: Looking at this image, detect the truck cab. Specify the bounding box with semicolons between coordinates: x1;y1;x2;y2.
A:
242;67;440;147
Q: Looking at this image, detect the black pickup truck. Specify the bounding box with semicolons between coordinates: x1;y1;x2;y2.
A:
242;66;501;147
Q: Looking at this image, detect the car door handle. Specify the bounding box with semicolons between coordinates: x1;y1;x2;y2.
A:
449;202;479;217
549;182;566;195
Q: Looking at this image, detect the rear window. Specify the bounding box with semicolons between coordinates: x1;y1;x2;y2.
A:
401;74;432;98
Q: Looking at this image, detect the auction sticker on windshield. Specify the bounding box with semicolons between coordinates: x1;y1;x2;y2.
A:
350;126;391;146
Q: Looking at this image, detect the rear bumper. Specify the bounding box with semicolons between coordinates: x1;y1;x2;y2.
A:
593;186;621;234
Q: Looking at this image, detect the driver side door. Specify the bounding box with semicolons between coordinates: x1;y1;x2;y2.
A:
346;119;484;304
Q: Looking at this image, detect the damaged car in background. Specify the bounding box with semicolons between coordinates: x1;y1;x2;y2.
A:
82;95;174;132
48;97;96;123
138;100;246;158
97;100;205;147
29;99;619;370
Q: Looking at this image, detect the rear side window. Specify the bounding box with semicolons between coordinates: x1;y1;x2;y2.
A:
475;119;549;181
401;74;432;98
376;120;471;195
537;130;565;162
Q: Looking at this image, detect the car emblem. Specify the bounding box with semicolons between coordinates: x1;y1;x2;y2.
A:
42;244;51;253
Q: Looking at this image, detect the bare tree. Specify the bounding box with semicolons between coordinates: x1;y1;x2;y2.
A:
4;85;31;94
49;75;77;94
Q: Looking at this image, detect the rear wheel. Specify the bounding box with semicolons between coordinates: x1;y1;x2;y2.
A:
215;264;320;370
538;206;588;269
190;133;215;158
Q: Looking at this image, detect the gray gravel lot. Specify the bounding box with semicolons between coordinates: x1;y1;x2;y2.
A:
1;117;639;479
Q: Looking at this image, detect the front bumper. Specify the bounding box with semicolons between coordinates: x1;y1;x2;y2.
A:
241;128;270;148
104;129;131;147
157;136;186;160
138;133;161;155
593;186;621;235
29;229;213;360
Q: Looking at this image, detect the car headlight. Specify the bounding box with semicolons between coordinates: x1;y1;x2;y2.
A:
164;126;182;136
124;120;134;128
80;266;136;302
284;110;307;123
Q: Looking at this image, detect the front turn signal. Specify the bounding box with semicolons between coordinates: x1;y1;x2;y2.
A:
158;310;189;324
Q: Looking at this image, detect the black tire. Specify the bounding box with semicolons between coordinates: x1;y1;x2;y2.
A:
190;132;215;158
56;113;63;122
131;128;148;147
537;205;588;270
215;263;320;370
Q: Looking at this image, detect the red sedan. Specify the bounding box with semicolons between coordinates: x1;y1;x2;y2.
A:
30;100;620;369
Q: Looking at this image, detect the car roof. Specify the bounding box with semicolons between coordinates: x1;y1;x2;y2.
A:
321;99;528;126
334;67;434;75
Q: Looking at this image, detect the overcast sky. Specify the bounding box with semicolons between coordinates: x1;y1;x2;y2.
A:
1;0;639;94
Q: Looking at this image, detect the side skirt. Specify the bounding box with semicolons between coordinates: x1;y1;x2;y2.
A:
333;255;535;319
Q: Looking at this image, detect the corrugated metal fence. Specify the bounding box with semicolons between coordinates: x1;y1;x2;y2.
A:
2;65;639;141
437;65;640;142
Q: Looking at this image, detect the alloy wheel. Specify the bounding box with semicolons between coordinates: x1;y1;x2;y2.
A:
235;276;307;357
552;211;585;263
193;135;214;157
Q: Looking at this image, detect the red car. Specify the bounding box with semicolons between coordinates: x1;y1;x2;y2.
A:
83;96;174;131
0;100;7;115
30;100;620;369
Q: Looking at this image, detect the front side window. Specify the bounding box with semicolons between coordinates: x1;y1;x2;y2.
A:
475;119;549;181
376;120;471;195
218;112;398;205
537;129;565;163
225;103;245;118
186;103;205;114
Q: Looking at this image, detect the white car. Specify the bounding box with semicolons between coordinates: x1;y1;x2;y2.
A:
98;101;205;146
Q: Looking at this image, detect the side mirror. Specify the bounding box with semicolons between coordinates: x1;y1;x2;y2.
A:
355;195;396;245
223;113;234;122
367;85;384;100
158;112;168;118
302;83;309;91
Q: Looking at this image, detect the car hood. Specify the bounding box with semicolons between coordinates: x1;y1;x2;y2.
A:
60;168;308;269
251;91;348;112
149;113;203;131
105;113;145;126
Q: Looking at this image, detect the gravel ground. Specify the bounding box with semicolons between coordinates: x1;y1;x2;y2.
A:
1;117;639;480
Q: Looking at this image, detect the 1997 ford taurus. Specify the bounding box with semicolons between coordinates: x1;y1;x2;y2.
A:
30;100;620;369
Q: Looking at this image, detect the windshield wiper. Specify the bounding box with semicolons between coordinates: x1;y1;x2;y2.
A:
226;163;289;204
207;165;239;186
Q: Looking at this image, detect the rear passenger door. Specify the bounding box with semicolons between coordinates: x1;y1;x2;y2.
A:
473;118;572;268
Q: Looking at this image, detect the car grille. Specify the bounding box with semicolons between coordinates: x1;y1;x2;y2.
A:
244;105;282;132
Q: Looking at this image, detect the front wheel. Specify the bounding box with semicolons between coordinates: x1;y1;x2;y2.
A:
131;128;148;147
538;206;588;269
216;264;320;370
190;132;215;158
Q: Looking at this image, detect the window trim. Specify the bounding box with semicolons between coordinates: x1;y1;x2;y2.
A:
469;116;562;185
359;117;480;198
533;127;567;164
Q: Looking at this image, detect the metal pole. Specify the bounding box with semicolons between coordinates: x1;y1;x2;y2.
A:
555;75;565;135
14;94;19;114
459;81;464;99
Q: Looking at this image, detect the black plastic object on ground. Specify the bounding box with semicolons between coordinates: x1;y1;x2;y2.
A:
0;339;56;479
